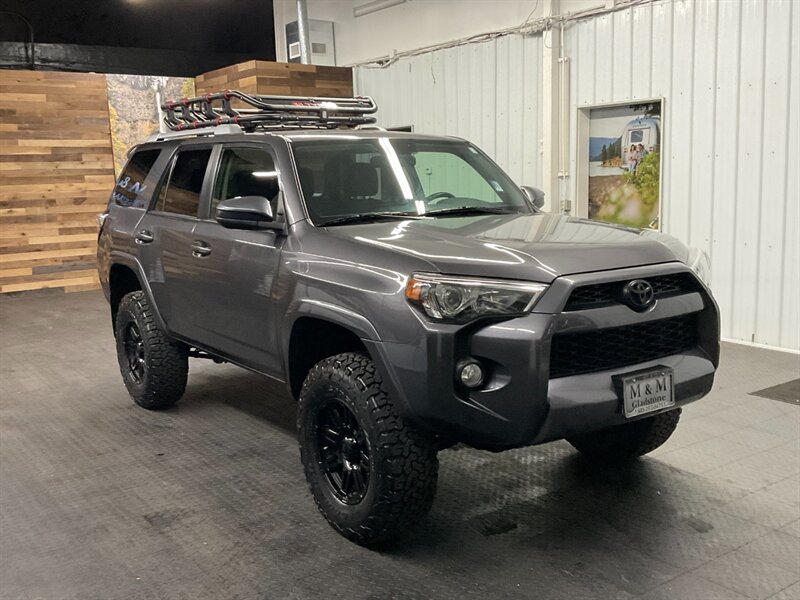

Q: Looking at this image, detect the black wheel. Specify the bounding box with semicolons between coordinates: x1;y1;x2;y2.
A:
114;291;188;410
567;408;682;462
298;352;438;545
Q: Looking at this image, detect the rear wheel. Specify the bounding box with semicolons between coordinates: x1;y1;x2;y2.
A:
298;352;438;545
115;291;188;409
567;408;681;462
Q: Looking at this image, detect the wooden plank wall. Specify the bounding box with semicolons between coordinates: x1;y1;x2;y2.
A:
0;70;115;293
0;62;352;295
195;60;353;98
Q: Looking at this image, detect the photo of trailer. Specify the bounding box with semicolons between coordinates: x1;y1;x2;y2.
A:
620;115;661;172
583;100;663;229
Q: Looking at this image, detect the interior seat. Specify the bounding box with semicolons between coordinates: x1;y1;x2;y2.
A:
342;162;379;212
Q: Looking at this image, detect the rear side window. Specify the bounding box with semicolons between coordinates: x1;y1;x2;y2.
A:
111;149;160;208
155;148;212;216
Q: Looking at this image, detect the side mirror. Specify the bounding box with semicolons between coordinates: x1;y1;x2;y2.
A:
520;186;545;211
215;196;275;230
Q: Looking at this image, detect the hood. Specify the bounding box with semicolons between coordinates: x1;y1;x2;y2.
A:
324;213;688;283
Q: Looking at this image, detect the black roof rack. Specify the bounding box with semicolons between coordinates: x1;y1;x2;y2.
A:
161;90;378;132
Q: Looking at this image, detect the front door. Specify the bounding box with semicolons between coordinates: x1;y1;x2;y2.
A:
188;145;286;375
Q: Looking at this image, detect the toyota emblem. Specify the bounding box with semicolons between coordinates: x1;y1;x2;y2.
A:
622;279;655;311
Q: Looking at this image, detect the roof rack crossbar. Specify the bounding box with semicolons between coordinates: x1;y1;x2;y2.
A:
161;90;378;132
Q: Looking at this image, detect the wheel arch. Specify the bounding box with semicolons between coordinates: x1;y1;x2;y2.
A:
283;301;410;413
286;316;368;399
107;256;166;332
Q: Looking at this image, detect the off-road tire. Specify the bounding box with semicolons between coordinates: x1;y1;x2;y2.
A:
567;408;681;462
114;291;188;410
298;352;438;546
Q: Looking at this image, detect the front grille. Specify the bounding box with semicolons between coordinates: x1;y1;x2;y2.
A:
564;272;700;311
549;313;698;378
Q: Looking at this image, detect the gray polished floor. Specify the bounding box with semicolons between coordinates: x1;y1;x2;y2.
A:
1;291;798;600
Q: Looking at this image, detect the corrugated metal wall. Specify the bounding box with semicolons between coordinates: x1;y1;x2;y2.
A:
354;34;544;189
354;0;799;351
565;0;799;350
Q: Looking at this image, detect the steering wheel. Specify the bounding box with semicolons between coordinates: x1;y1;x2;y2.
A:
426;191;456;205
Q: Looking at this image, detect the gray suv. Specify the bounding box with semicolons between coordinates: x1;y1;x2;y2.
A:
97;91;719;545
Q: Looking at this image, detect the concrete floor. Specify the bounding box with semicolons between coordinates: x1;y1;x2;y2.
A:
1;290;798;600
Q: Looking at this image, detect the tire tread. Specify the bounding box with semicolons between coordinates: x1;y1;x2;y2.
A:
567;408;682;462
298;352;438;545
116;291;187;409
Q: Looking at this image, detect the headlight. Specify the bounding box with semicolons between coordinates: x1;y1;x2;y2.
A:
405;273;547;323
686;247;711;286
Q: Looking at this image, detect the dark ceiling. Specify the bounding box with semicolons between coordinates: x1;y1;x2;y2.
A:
0;0;276;75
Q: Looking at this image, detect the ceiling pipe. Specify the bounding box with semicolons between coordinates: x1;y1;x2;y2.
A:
296;0;312;64
353;0;406;18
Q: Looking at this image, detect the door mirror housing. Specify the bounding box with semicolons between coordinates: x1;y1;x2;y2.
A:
520;186;546;211
215;196;275;230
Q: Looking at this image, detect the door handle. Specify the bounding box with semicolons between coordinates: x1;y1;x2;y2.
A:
191;241;211;257
135;229;154;244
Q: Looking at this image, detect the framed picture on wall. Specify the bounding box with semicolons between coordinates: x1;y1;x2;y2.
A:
106;75;196;177
575;99;664;230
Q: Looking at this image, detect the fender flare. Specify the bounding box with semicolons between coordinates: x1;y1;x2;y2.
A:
281;299;411;415
283;298;380;345
108;251;169;332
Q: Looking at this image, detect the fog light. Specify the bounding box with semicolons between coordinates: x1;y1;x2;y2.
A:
458;361;485;388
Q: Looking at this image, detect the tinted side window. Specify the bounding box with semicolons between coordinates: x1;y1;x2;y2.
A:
212;147;280;216
156;148;212;216
111;149;160;208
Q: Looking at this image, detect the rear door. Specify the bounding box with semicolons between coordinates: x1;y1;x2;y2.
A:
99;147;164;288
188;143;286;374
135;144;214;340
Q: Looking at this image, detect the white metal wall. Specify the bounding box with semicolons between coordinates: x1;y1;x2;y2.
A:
565;0;799;350
354;34;544;189
353;0;799;350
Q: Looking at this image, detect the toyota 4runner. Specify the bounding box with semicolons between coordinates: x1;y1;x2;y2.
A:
97;91;720;545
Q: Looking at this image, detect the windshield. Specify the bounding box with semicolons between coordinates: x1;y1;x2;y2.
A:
290;137;530;225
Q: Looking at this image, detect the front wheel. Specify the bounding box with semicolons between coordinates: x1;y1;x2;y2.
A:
298;352;438;545
567;408;682;462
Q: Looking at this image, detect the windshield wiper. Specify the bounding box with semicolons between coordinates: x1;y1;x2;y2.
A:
320;206;520;226
421;206;520;218
320;211;422;227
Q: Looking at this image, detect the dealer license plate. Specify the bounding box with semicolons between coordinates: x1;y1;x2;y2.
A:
616;367;675;418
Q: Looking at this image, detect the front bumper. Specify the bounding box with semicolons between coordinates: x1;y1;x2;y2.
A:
366;263;720;450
